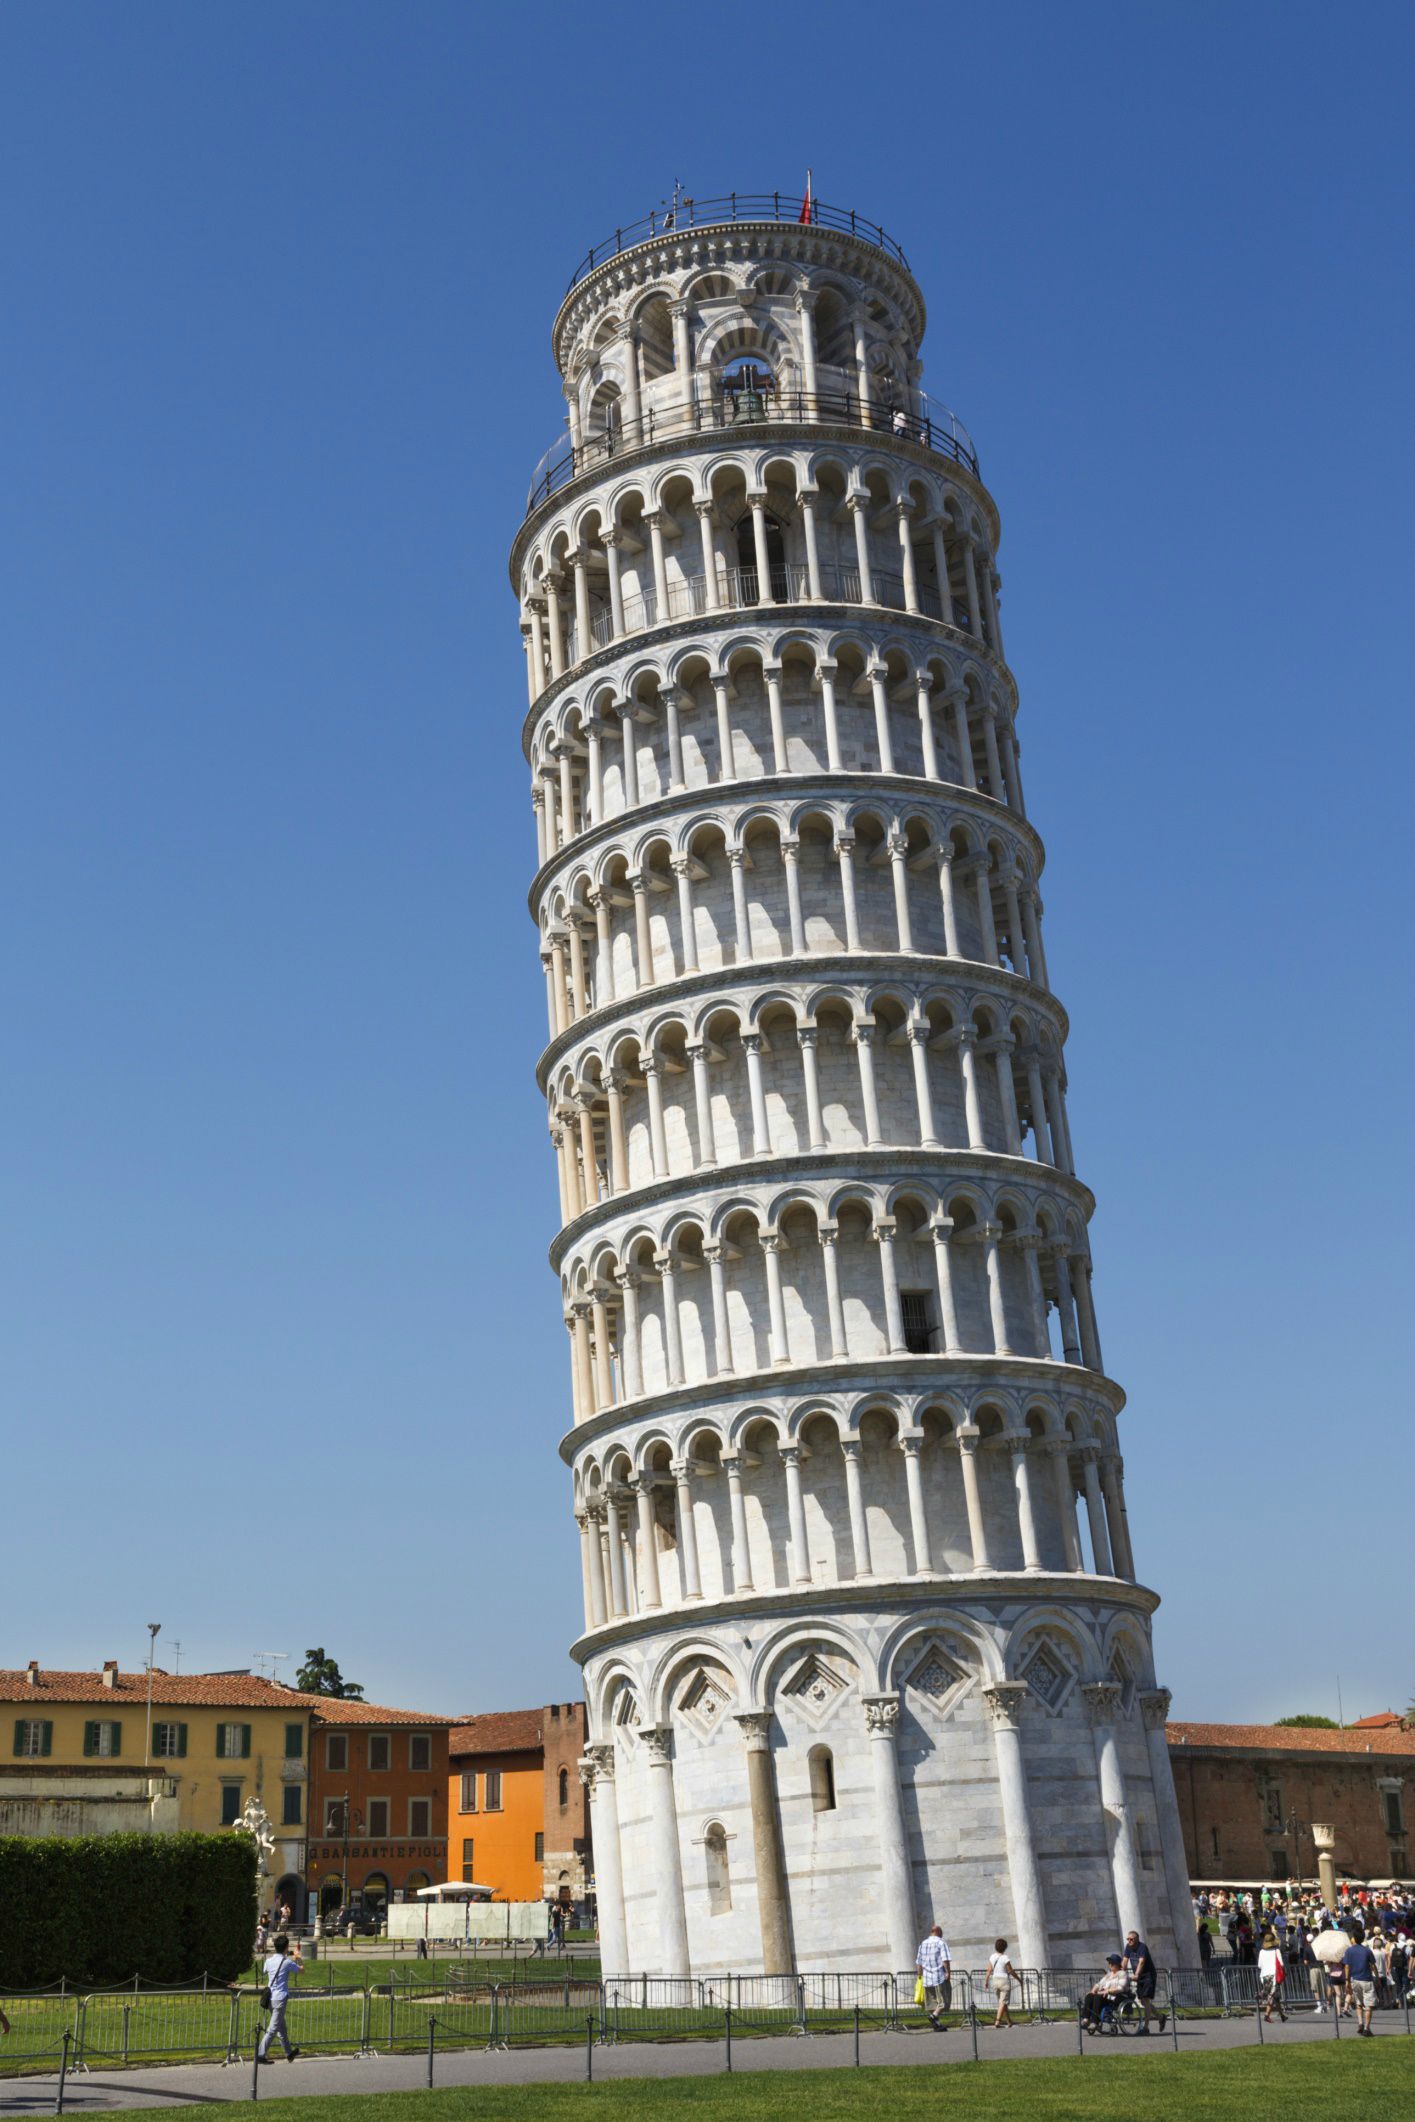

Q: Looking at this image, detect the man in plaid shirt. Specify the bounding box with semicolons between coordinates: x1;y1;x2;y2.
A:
916;1925;953;2029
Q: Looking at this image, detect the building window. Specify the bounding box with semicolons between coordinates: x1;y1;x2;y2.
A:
284;1723;304;1759
1260;1782;1283;1833
220;1783;242;1826
1382;1789;1405;1837
900;1289;936;1353
1392;1848;1408;1875
485;1769;502;1811
367;1798;389;1837
326;1798;348;1835
282;1786;302;1826
83;1721;121;1757
369;1734;390;1773
460;1772;477;1812
704;1824;732;1915
152;1722;187;1759
558;1767;569;1808
1269;1849;1289;1879
808;1746;836;1813
461;1838;475;1882
409;1798;432;1837
217;1723;252;1760
326;1733;348;1772
534;1832;544;1863
409;1734;431;1772
15;1720;50;1758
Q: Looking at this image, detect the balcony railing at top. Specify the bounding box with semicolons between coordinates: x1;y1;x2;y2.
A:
563;193;910;294
559;563;992;672
525;389;980;517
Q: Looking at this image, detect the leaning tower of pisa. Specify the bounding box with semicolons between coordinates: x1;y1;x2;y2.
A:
510;193;1195;1980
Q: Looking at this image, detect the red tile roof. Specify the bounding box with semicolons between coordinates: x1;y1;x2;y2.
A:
449;1710;547;1757
1350;1711;1406;1730
0;1668;309;1709
310;1697;454;1728
1168;1720;1415;1757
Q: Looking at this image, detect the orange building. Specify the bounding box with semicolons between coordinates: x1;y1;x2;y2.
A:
305;1698;454;1919
448;1704;589;1907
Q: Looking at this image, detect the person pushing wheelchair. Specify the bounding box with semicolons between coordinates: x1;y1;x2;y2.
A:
1080;1955;1133;2032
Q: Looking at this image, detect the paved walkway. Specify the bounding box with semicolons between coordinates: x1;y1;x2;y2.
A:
1;2013;1407;2113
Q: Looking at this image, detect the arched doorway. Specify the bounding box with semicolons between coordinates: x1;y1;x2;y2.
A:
405;1869;432;1898
362;1871;390;1917
273;1873;304;1925
319;1874;344;1917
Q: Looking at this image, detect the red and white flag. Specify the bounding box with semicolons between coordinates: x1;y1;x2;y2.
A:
798;170;814;224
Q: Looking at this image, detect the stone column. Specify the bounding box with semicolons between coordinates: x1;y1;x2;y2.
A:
588;885;613;1001
728;848;753;963
634;1477;662;1610
982;1684;1050;1971
603;528;626;639
915;674;939;778
760;1230;791;1365
957;1029;987;1150
868;663;896;774
798;1027;825;1147
835;832;861;948
544;572;566;678
695;500;718;606
591;1289;615;1406
736;1713;793;1975
887;831;912;948
862;1697;916;1973
585;714;606;819
956;1425;992;1569
641;1726;691;1975
604;1069;629;1191
1083;1682;1145;1941
604;1490;628;1616
1009;1436;1044;1572
1080;1449;1115;1575
614;1271;642;1399
817;659;842;769
900;1435;933;1574
795;293;819;409
1023;1052;1053;1162
972;857;1000;964
642;1057;669;1178
896;503;919;613
630;873;652;989
1051;1245;1082;1362
713;676;735;783
962;539;983;637
672;856;698;970
1048;1441;1084;1570
671;1457;702;1599
930;1218;963;1351
780;1444;812;1585
848;494;875;604
671;301;693;411
576;1511;602;1628
619;703;641;809
1312;1822;1338;1912
841;1438;873;1577
782;841;807;955
687;1042;717;1170
763;662;788;774
743;1033;772;1156
853;1019;882;1142
931;521;955;624
582;1506;607;1624
1072;1256;1103;1372
950;690;976;788
656;1252;684;1386
703;1242;733;1377
580;1746;628;1974
645;510;669;613
571;549;592;655
872;1218;906;1350
936;847;962;957
982;704;1005;801
748;492;775;602
1139;1689;1199;1966
1100;1457;1136;1582
723;1455;753;1591
907;1022;939;1145
798;487;824;598
980;1221;1013;1355
819;1225;848;1357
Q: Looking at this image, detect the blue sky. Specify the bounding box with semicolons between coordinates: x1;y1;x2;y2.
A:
3;2;1411;1724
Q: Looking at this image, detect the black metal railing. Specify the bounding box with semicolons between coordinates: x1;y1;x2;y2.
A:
525;389;979;515
564;194;909;294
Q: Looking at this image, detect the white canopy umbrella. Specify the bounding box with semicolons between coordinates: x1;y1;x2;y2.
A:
415;1881;495;1901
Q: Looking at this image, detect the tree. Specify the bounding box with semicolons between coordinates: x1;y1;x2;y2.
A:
1275;1714;1339;1729
296;1647;364;1699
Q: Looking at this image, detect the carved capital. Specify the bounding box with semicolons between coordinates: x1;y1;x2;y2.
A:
1081;1681;1124;1726
639;1724;674;1763
1139;1688;1172;1732
579;1742;615;1789
735;1711;773;1752
982;1681;1029;1731
862;1694;901;1737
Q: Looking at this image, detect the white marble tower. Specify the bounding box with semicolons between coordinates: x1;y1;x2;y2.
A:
509;193;1194;1978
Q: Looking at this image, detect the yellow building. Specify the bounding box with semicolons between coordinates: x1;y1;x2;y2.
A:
1;1662;314;1908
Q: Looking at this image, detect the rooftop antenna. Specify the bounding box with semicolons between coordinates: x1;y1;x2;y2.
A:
255;1652;290;1684
1336;1674;1344;1728
171;1640;182;1675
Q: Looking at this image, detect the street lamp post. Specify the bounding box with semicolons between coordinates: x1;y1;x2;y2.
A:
143;1623;161;1769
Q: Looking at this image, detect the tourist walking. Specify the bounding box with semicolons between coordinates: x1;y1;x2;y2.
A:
256;1933;303;2063
1343;1934;1379;2036
914;1924;952;2030
1121;1929;1165;2032
1257;1930;1287;2021
986;1938;1018;2028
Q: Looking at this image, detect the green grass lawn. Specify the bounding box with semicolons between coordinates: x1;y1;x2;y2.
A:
119;2043;1413;2122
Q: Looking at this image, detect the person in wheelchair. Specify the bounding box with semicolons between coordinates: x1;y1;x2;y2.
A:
1081;1955;1134;2032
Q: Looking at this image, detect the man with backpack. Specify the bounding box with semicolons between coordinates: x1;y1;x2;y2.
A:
256;1933;303;2063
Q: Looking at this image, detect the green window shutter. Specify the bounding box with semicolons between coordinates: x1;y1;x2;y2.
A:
41;1721;53;1757
112;1721;121;1757
241;1724;252;1758
13;1720;25;1757
285;1722;303;1759
84;1721;97;1757
177;1722;188;1758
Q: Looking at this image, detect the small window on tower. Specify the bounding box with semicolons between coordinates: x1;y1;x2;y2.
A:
808;1746;837;1813
558;1767;569;1808
900;1291;936;1354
